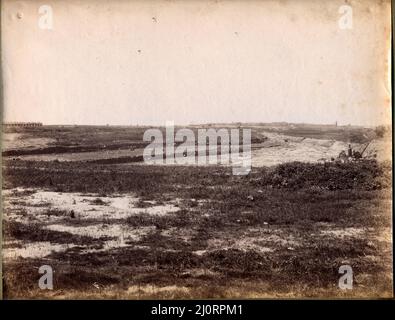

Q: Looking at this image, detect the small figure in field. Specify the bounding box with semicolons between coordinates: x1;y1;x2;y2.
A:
348;144;353;157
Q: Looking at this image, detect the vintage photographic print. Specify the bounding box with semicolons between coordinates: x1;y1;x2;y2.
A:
1;0;392;300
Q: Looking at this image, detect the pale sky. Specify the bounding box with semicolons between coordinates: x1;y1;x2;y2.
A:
1;0;391;126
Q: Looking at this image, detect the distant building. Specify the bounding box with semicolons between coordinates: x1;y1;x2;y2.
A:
3;122;43;127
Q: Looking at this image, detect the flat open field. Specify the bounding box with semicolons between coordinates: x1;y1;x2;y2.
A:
1;124;393;298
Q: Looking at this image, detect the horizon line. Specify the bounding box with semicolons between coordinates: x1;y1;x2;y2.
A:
2;121;391;128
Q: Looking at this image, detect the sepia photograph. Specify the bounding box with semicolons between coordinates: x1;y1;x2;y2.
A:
0;0;393;301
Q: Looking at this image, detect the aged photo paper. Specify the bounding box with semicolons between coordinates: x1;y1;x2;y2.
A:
1;0;392;299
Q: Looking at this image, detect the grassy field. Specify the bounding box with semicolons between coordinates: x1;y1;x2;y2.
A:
1;125;393;298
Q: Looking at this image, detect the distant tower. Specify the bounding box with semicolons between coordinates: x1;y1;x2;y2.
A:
335;121;338;127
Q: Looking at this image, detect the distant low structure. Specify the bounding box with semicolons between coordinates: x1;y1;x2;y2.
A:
3;122;43;127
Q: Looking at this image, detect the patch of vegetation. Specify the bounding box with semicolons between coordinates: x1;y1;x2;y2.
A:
2;150;392;298
3;220;110;245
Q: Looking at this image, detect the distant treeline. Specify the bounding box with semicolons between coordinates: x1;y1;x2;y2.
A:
3;122;43;127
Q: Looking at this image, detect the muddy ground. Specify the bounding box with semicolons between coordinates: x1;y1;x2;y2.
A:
1;124;393;298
